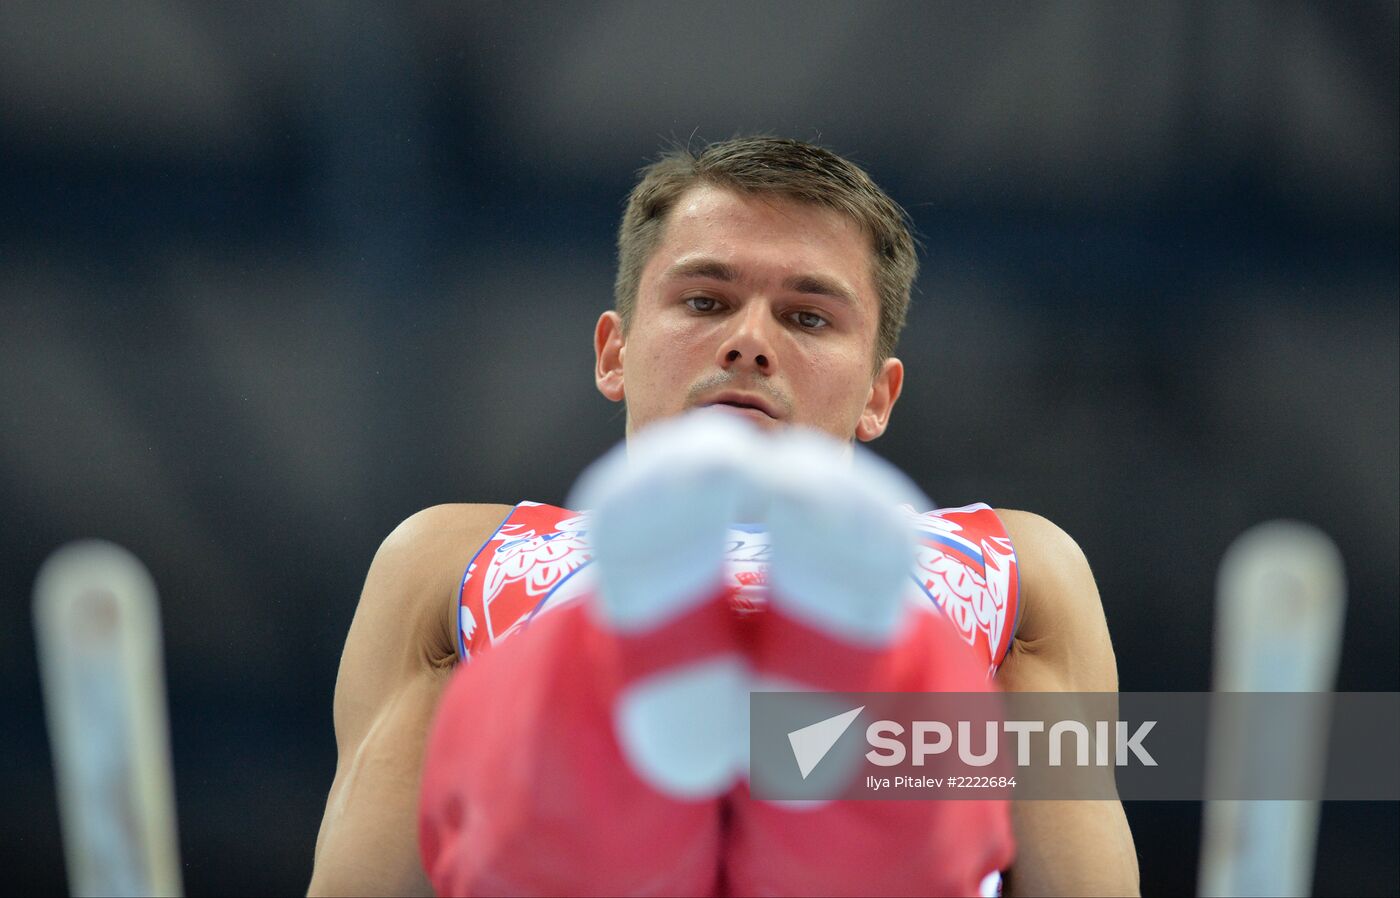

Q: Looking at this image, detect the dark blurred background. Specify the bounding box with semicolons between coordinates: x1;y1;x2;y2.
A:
1;2;1396;895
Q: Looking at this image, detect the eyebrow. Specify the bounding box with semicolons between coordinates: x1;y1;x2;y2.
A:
662;257;857;305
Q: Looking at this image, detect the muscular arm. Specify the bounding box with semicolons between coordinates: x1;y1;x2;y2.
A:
307;504;510;896
995;509;1140;898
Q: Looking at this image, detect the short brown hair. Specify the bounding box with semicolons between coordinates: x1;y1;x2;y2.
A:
614;136;918;362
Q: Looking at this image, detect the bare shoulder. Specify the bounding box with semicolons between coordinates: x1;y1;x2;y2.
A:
363;502;514;648
993;508;1097;626
334;503;514;744
374;502;516;569
359;501;513;647
993;508;1118;693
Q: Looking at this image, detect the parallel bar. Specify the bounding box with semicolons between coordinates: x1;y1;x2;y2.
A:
1198;521;1346;898
34;540;183;898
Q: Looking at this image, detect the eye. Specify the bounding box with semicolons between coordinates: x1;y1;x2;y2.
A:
685;296;722;313
791;310;829;329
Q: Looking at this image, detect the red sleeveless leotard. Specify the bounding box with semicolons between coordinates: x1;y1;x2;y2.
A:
455;500;1020;676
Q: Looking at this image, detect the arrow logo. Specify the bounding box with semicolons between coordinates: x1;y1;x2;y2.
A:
787;706;865;779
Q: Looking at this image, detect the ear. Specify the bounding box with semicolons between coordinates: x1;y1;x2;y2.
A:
594;310;626;403
855;357;904;442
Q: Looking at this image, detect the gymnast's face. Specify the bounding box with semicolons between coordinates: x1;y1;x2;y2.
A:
594;185;903;442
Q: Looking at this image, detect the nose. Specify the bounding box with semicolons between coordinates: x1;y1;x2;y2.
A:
716;302;776;375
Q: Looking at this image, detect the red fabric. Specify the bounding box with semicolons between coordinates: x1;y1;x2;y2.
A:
420;601;722;897
725;607;1014;896
420;595;1014;896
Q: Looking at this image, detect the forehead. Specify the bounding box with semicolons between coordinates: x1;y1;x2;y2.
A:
642;185;878;301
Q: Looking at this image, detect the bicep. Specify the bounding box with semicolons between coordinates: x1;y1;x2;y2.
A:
309;506;498;895
995;510;1139;897
1002;800;1138;898
309;671;447;897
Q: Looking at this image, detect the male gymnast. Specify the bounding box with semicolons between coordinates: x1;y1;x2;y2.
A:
307;137;1139;897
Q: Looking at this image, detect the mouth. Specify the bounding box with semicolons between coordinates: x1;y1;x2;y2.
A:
701;392;780;421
